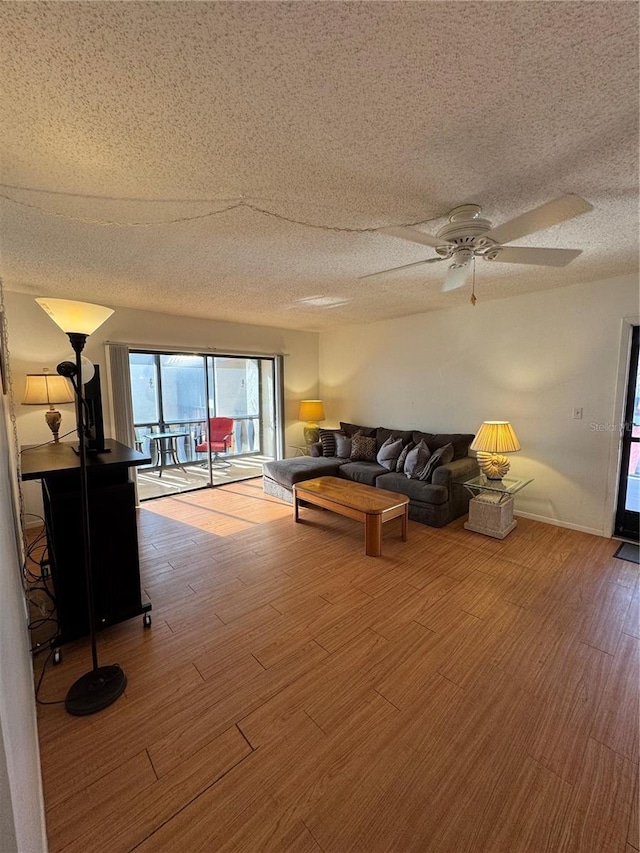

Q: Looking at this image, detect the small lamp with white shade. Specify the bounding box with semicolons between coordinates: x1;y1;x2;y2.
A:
470;421;521;480
22;369;74;442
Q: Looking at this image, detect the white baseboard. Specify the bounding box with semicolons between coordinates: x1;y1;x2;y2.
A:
514;510;605;538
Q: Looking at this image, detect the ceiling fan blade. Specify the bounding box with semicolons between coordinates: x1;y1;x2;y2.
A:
442;263;472;292
379;226;447;249
358;257;444;280
482;195;593;246
486;246;582;267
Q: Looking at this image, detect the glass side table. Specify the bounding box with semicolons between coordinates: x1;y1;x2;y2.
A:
463;475;533;539
289;444;310;457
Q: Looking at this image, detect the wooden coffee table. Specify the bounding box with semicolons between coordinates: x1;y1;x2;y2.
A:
293;476;409;557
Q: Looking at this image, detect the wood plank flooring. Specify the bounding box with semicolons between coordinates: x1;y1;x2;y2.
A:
33;478;639;852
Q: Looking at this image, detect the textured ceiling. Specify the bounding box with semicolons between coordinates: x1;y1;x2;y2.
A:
0;2;638;332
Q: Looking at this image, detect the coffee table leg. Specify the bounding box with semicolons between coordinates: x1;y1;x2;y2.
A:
294;493;299;523
402;506;408;541
365;514;382;557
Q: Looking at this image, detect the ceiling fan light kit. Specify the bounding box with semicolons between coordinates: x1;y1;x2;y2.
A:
365;194;593;300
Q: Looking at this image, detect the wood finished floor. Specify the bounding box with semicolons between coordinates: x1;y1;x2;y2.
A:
34;478;639;852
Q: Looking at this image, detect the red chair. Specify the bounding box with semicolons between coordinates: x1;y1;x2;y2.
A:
195;417;234;467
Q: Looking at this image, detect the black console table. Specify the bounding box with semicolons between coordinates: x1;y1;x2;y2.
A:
21;439;152;647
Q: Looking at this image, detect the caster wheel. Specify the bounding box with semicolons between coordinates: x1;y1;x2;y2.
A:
52;648;62;666
143;613;152;628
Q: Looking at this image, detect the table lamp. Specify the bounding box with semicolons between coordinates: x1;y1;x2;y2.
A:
470;421;521;480
22;369;75;442
298;399;325;445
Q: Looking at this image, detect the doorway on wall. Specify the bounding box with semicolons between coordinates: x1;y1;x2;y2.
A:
614;325;640;542
129;351;280;500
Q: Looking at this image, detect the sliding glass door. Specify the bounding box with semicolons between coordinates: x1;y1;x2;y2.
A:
129;350;279;500
615;326;640;541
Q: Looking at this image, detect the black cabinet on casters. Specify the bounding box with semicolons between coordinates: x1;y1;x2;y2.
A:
21;439;152;647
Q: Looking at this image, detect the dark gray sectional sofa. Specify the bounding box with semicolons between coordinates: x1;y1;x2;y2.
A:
263;421;479;528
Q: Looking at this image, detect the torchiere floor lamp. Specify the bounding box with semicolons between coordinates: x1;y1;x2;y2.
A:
36;297;126;716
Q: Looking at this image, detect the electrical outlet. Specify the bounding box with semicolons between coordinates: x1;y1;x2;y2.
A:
572;407;583;420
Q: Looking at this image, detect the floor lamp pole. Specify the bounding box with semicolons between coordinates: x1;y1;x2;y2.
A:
64;332;127;716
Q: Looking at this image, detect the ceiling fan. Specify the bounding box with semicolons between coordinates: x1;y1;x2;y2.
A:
361;195;593;292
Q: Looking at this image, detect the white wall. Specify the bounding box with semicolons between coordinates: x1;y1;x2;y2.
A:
5;292;320;515
319;274;640;535
0;392;48;853
7;276;638;534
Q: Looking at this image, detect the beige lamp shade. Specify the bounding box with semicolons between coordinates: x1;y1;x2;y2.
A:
298;399;325;445
23;372;75;443
35;298;114;335
22;373;74;406
298;400;325;422
470;421;521;453
470;421;521;480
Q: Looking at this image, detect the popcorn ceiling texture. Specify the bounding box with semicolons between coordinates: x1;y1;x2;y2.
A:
0;2;637;331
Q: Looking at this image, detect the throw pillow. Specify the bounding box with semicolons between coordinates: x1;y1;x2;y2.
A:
418;442;454;482
350;431;377;462
404;439;431;479
396;442;415;472
319;429;341;457
376;436;403;471
335;433;352;459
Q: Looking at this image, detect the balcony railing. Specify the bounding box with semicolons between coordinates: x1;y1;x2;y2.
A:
134;416;261;468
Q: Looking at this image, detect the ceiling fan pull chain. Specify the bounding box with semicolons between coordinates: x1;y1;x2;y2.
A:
470;258;477;306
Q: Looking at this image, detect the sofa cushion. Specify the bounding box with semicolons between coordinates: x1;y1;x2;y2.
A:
338;461;388;486
340;421;376;438
376;427;414;451
433;433;474;460
351;432;377;462
419;442;454;482
376;472;449;505
263;457;342;489
411;431;435;451
412;431;474;461
404;439;431;479
335;433;352;458
376;436;403;471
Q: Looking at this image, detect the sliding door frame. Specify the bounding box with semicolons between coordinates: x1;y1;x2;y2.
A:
614;324;639;540
127;346;283;483
608;316;640;538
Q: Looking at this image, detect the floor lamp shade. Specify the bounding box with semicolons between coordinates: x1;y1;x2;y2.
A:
35;298;114;335
470;421;521;479
298;400;325;445
22;373;75;442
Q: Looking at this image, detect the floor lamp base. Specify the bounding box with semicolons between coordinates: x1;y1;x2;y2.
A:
65;664;127;716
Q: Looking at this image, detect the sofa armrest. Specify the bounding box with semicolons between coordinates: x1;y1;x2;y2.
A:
432;455;479;488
